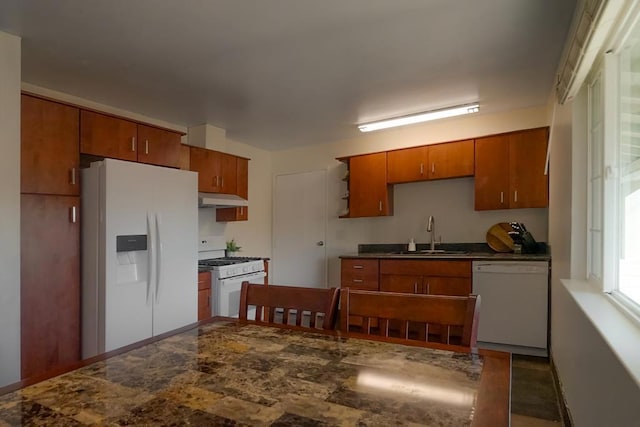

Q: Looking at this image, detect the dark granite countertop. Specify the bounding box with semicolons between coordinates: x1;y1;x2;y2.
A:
0;320;500;426
340;242;551;261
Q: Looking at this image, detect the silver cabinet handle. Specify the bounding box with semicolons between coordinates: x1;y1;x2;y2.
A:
352;279;363;283
432;163;435;173
71;168;76;185
221;176;224;188
514;190;518;202
500;191;504;204
414;283;417;293
379;201;382;211
425;281;429;294
420;163;424;174
131;137;136;152
145;139;149;154
240;207;244;215
70;206;77;223
352;265;364;269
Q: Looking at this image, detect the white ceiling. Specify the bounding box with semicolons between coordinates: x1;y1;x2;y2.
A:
0;1;576;151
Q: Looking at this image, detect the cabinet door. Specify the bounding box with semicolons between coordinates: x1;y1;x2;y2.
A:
380;275;423;293
21;194;80;379
80;110;138;161
349;152;393;217
474;135;509;210
216;157;248;222
387;146;429;183
428;139;474;180
21;95;80;195
178;144;191;170
137;124;181;168
509;128;549;208
190;146;216;192
198;289;211;321
424;277;471;296
341;259;379;290
217;152;238;194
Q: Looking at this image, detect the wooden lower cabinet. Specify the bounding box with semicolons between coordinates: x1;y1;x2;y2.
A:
342;258;472;340
340;258;379;329
198;271;212;321
21;194;80;379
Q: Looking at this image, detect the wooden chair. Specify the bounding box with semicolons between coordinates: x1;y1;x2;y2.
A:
340;288;480;348
239;282;340;330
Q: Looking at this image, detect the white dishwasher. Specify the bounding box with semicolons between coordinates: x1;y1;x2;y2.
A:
472;261;549;356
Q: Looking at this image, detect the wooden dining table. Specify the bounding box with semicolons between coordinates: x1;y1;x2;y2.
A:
0;319;510;426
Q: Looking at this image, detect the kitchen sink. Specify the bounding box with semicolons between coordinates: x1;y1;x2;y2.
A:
387;250;470;255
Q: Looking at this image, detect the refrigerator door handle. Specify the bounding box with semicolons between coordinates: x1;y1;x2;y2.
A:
146;213;154;304
155;213;163;303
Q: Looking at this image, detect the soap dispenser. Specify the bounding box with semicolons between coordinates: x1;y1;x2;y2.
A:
408;238;416;252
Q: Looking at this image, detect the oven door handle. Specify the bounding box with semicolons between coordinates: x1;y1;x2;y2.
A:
218;271;266;285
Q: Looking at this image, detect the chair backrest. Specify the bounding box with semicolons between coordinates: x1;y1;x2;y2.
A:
239;282;340;330
340;288;480;348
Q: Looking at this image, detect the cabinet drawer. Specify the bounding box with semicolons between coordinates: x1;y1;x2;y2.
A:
198;271;211;291
380;259;471;277
341;258;379;290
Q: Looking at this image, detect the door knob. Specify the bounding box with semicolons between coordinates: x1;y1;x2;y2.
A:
316;241;324;246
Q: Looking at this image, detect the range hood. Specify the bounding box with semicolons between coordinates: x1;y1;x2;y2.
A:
198;192;248;208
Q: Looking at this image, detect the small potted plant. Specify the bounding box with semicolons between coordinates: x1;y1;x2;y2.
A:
225;239;241;257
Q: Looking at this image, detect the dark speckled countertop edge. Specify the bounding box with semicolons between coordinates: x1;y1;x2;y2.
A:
341;242;551;261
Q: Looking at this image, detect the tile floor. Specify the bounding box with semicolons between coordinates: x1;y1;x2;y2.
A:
511;355;567;427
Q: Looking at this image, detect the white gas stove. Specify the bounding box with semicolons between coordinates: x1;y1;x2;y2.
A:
198;236;266;317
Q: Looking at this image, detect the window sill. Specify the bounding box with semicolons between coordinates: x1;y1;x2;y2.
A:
561;279;640;388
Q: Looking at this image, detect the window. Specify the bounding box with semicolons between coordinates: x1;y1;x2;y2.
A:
588;70;604;286
615;22;640;308
585;8;640;315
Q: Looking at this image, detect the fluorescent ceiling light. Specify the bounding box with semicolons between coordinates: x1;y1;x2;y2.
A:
358;103;480;132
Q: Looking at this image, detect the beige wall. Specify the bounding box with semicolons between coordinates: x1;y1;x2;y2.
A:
0;31;21;387
272;106;551;286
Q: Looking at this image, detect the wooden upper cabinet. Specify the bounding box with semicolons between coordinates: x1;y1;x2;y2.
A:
217;152;238;195
178;144;191;170
136;124;181;168
80;110;138;161
348;152;393;217
190;146;240;195
474;134;510;210
475;127;549;210
190;146;216;192
428;139;474;180
216;157;249;222
21;95;80;196
387;139;474;184
387;146;429;183
509;128;549;208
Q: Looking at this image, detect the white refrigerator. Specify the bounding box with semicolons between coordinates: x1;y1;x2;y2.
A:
81;159;198;358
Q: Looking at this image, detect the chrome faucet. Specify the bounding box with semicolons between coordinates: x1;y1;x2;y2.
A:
427;215;436;251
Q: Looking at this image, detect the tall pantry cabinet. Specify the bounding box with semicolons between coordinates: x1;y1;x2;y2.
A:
20;94;81;379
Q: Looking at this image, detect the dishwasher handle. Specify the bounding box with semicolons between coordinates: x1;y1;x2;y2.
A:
473;262;548;275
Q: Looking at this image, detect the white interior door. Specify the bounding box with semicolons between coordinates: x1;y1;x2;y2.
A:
273;170;327;288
